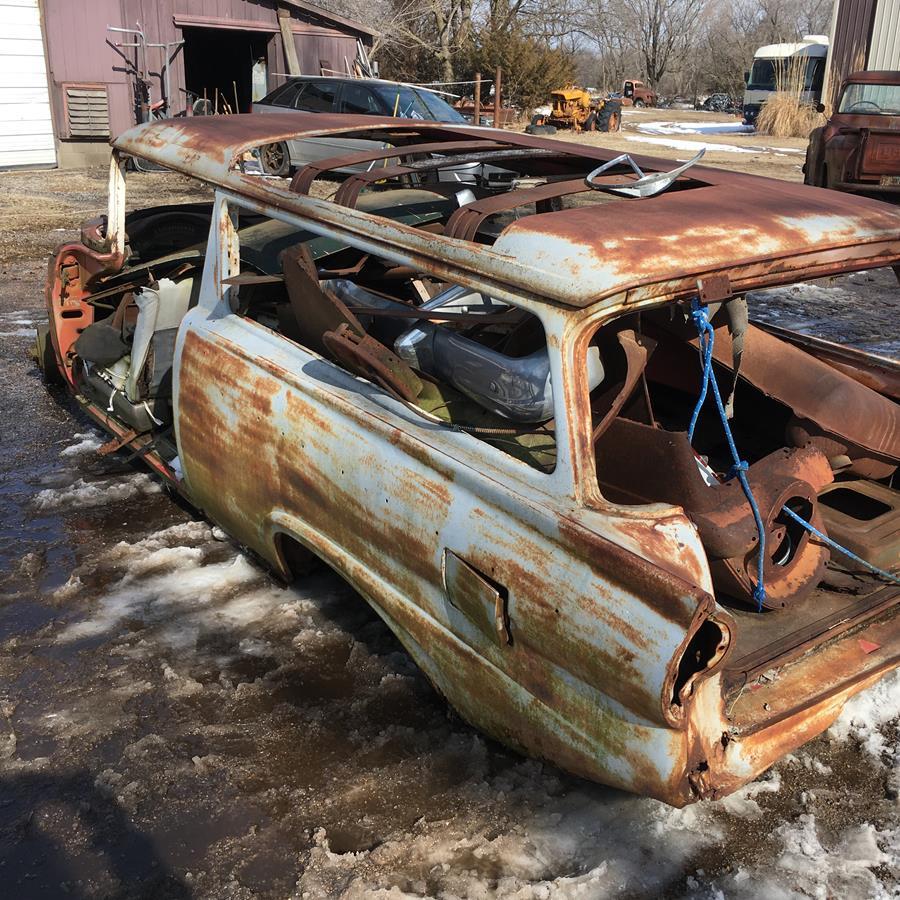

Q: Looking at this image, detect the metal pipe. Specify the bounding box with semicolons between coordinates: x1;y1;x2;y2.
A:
493;66;501;128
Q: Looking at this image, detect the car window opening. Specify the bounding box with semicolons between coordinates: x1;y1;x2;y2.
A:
587;300;899;621
233;213;558;472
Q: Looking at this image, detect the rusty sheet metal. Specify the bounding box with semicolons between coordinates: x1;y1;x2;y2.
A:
109;115;900;311
752;319;900;401
818;480;900;571
171;303;900;806
688;603;900;800
171;303;739;804
647;318;900;467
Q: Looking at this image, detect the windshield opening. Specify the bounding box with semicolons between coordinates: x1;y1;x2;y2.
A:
418;89;467;123
373;85;432;120
372;84;466;123
747;56;824;92
838;82;900;115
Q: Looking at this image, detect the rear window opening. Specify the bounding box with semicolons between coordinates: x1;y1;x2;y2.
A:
584;297;899;616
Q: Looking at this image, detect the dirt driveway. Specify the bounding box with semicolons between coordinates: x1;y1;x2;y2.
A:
0;140;898;900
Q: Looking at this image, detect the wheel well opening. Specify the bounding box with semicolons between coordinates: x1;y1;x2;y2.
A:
274;531;321;581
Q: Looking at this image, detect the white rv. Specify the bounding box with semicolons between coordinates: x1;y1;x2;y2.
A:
742;35;829;126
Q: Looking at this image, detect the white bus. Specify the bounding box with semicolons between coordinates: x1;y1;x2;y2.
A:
742;35;829;126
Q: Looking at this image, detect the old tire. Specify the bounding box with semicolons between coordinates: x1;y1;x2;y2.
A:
260;141;291;177
33;324;62;384
633;99;646;108
530;114;546;127
583;112;598;132
594;101;622;132
525;123;557;135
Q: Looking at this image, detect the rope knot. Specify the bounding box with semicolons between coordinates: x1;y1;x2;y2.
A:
728;460;749;479
689;297;709;329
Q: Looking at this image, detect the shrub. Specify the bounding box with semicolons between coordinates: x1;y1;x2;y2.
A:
756;93;825;137
754;53;826;138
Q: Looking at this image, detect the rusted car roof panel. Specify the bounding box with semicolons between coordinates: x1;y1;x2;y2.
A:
111;115;900;311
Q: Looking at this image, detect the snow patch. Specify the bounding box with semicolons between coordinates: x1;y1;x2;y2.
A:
55;523;296;649
638;120;754;136
0;328;37;338
625;134;804;155
829;669;900;759
60;432;104;457
33;473;162;511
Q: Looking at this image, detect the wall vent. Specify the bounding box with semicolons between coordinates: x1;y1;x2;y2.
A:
63;84;110;139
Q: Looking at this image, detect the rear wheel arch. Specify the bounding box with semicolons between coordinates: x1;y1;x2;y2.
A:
273;529;321;580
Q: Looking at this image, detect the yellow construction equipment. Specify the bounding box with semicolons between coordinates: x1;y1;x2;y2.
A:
529;84;622;133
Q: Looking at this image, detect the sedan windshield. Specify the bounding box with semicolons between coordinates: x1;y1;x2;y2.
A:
373;84;466;123
838;82;900;115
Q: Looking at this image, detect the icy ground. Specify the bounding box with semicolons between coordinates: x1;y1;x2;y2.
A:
1;268;899;898
624;119;804;157
635;122;755;137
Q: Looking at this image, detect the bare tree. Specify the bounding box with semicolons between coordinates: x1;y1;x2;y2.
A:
612;0;710;86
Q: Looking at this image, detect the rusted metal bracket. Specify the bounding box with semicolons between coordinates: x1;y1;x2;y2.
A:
322;324;423;402
696;273;732;304
97;428;140;456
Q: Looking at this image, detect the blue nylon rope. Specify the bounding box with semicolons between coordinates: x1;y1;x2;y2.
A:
779;505;900;586
687;299;767;609
686;297;900;609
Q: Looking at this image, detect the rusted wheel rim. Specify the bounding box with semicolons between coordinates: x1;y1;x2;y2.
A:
261;142;286;173
611;112;621;131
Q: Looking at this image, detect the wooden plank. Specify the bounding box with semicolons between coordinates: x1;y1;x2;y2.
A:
277;4;302;76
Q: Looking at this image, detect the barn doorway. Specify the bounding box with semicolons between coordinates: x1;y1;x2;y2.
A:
182;27;271;114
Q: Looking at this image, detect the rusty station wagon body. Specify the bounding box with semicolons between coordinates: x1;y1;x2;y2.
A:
37;114;900;806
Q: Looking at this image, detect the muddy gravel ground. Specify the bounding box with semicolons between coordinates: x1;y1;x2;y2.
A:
525;107;812;182
1;164;899;900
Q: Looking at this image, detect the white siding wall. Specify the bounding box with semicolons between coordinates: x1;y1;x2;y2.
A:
0;0;55;168
868;0;900;70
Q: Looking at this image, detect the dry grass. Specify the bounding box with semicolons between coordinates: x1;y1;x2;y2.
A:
755;53;827;138
756;93;824;138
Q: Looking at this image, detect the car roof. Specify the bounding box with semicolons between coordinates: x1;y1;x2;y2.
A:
844;70;900;87
111;114;900;312
274;75;431;89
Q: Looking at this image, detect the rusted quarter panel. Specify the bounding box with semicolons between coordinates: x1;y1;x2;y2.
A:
174;307;734;805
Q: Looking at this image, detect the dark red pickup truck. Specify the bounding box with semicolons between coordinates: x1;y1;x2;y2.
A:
804;70;900;200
